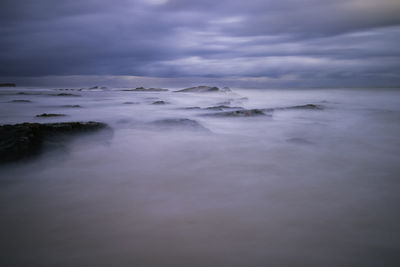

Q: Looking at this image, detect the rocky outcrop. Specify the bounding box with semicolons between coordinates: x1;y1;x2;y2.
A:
0;83;16;87
205;105;244;111
11;100;31;103
50;93;81;97
36;113;66;117
152;100;168;105
17;92;41;95
122;87;168;92
181;106;201;110
207;109;268;117
277;104;324;110
0;122;108;163
61;105;81;108
175;86;229;93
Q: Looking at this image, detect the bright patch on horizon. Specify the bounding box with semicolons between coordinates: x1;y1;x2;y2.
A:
143;0;168;5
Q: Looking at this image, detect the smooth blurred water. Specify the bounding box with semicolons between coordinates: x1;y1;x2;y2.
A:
1;87;400;266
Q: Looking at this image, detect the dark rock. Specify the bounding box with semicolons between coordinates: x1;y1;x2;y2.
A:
280;104;324;110
61;105;81;108
0;83;16;87
152;100;168;105
0;122;108;163
174;86;221;93
180;106;201;110
100;86;108;90
51;93;81;97
11;100;31;103
36;113;66;117
17;92;41;95
152;118;209;132
122;87;168;92
205;105;244;111
89;86;99;89
207;109;268;117
123;101;140;105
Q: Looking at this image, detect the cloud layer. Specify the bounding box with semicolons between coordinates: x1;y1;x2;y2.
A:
1;0;400;87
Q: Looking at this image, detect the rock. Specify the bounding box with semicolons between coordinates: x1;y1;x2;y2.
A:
0;83;16;87
152;100;168;105
36;113;66;117
174;86;221;93
152;118;209;132
61;105;81;108
100;86;108;90
89;86;99;89
205;105;244;111
122;102;139;105
17;92;41;95
122;87;168;92
10;100;31;103
51;93;81;97
280;104;324;110
180;106;201;110
207;109;268;117
0;122;108;163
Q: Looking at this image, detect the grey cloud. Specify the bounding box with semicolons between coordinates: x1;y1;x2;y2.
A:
0;0;400;87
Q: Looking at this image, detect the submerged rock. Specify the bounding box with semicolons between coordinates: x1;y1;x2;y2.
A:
205;105;244;111
0;83;16;87
279;104;324;110
51;93;81;97
61;105;81;108
36;113;66;117
152;100;168;105
16;92;41;95
11;100;31;103
175;86;222;93
0;122;108;163
122;87;168;92
123;101;140;105
207;109;268;117
152;118;209;132
180;106;201;110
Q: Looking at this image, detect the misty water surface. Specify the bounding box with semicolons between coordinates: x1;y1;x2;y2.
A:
1;87;400;266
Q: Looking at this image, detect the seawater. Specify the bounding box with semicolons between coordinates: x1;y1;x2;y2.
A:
1;87;400;266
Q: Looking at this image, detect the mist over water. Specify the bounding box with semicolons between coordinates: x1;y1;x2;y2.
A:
1;87;400;266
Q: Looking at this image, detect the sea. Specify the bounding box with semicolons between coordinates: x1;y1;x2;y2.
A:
1;86;400;266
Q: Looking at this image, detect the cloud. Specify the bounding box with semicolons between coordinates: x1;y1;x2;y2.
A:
0;0;399;87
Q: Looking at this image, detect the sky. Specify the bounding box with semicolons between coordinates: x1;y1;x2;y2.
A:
0;0;400;88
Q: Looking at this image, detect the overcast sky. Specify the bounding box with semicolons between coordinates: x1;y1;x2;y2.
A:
1;0;400;88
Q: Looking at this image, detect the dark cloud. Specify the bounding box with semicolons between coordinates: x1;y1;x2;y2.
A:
0;0;400;87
